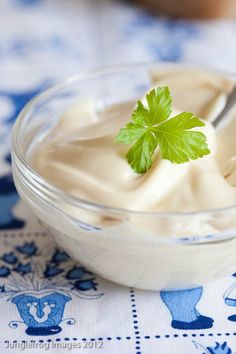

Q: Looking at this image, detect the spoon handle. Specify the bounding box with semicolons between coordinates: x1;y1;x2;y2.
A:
213;85;236;128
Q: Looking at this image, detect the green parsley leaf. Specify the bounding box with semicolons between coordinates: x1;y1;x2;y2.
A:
131;87;172;126
116;86;211;174
145;87;172;125
115;123;146;144
153;112;210;164
126;131;158;174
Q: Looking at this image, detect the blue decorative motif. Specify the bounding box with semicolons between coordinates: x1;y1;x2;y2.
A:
0;241;102;336
206;342;232;354
0;266;11;277
12;291;71;336
44;264;64;278
123;14;199;61
161;287;214;330
16;242;38;257
66;266;92;280
72;279;97;292
13;262;32;276
51;249;70;265
2;252;18;265
193;341;232;354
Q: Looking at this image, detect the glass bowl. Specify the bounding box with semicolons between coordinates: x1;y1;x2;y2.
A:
11;63;236;291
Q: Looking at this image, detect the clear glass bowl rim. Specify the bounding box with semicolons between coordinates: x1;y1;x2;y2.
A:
11;61;236;219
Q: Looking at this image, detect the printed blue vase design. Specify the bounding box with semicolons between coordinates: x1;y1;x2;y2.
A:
161;287;214;330
12;291;71;335
0;241;102;336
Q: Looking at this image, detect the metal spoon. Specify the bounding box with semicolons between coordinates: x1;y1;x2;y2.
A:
213;85;236;128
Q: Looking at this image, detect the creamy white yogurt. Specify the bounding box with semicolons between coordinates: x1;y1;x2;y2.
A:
32;68;236;212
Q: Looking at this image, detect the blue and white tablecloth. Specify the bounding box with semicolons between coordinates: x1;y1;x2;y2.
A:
1;1;236;353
